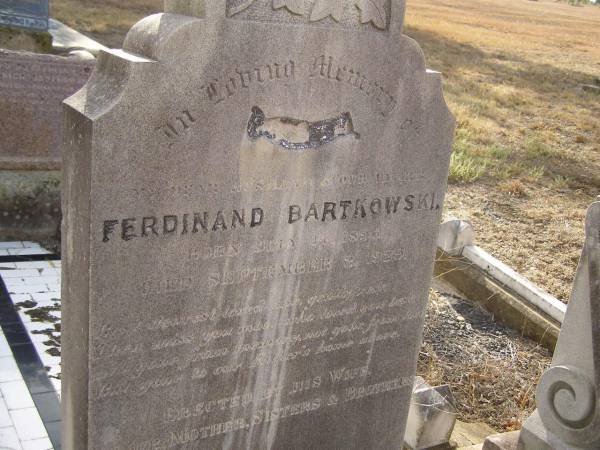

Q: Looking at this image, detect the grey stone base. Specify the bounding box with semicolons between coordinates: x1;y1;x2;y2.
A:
482;431;519;450
518;411;587;450
482;412;590;450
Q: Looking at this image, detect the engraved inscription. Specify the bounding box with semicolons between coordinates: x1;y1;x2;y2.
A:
90;238;428;448
156;55;398;146
101;207;265;242
100;192;441;242
0;52;92;162
115;376;413;450
127;171;427;200
203;60;295;105
89;281;422;378
158;110;196;142
309;55;397;117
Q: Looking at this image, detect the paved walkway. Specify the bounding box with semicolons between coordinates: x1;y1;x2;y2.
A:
0;242;59;450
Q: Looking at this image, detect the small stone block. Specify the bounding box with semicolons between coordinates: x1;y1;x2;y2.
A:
483;431;520;450
452;421;497;447
405;379;457;449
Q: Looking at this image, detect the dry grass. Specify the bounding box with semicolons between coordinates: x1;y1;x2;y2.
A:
51;0;162;48
419;289;552;432
405;0;600;302
498;180;526;198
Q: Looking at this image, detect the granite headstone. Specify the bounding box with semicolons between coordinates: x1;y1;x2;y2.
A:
483;200;600;450
0;49;94;170
62;1;455;449
0;0;49;31
516;201;600;449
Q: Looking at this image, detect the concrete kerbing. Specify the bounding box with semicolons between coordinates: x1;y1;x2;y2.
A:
435;218;563;351
437;219;566;325
434;249;560;351
482;431;520;450
452;421;497;448
462;246;565;324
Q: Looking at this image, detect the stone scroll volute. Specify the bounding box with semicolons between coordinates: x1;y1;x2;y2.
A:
519;201;600;449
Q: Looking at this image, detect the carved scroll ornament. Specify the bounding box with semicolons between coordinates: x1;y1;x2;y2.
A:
228;0;388;30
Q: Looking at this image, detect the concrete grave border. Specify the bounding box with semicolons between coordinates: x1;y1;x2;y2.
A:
435;219;563;352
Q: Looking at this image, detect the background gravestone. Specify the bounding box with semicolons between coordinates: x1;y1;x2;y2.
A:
0;0;49;31
62;1;455;449
0;49;94;170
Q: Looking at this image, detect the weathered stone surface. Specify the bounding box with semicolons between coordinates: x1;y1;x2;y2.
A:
0;0;48;31
482;431;519;450
49;18;107;56
519;200;600;449
452;421;497;448
62;1;454;449
0;170;61;242
0;50;94;170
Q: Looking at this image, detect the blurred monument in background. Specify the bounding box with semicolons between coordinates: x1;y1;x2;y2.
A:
0;0;51;51
0;0;49;31
0;0;102;243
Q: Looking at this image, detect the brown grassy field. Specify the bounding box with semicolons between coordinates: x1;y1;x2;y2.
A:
408;0;600;303
51;0;161;47
51;0;600;302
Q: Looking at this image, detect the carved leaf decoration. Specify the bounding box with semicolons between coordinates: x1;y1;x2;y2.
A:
227;0;256;16
355;0;387;29
310;0;345;22
272;0;306;16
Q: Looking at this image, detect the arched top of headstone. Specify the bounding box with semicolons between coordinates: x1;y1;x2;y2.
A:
164;0;208;18
62;0;453;448
162;0;406;33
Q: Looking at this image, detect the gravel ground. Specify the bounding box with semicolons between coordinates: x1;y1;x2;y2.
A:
418;280;553;432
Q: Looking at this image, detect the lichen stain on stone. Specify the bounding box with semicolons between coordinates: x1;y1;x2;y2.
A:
24;301;60;323
247;106;360;151
17;300;62;376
